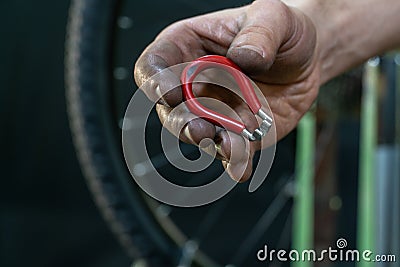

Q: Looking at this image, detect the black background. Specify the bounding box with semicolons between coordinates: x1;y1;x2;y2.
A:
0;1;130;266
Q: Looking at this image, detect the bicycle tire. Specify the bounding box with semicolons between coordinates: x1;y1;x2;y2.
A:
65;0;177;265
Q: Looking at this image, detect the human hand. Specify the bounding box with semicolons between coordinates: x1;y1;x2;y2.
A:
134;0;320;182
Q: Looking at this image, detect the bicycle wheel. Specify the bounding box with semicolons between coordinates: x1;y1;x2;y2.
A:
65;0;298;266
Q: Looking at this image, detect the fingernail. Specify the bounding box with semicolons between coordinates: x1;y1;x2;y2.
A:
233;45;264;58
155;85;168;106
183;126;195;144
198;138;213;149
155;85;162;99
215;143;228;159
199;138;217;157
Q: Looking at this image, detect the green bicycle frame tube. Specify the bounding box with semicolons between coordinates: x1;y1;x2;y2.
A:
292;111;316;267
357;59;379;267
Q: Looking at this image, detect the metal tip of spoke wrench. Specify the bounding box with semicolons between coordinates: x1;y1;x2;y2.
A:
242;129;256;141
257;109;273;123
253;129;264;140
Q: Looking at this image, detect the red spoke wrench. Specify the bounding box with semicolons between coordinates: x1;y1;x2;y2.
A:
181;55;273;141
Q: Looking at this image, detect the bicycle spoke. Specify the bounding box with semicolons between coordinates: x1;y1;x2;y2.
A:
178;240;199;267
231;179;293;265
270;206;293;267
193;188;238;244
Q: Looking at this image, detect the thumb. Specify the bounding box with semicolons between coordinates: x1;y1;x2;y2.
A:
226;0;293;76
217;130;258;183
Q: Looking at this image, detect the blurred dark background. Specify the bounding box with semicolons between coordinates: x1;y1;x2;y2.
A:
0;1;130;266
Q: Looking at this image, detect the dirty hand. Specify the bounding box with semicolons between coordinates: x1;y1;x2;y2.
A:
134;0;320;182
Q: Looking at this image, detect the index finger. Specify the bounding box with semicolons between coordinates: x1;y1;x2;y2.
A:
134;40;182;106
